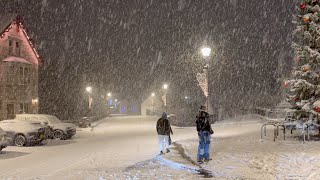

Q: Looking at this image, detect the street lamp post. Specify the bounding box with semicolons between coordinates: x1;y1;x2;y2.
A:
151;92;155;115
107;92;112;108
86;86;92;109
163;84;168;112
198;47;211;113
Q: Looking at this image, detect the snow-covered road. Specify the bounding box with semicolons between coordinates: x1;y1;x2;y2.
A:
0;116;199;180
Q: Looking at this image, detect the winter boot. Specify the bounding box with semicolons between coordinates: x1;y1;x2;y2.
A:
197;159;204;164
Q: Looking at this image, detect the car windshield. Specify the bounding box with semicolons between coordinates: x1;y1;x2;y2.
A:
48;116;61;124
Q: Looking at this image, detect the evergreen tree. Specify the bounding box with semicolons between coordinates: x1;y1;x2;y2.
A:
286;0;320;121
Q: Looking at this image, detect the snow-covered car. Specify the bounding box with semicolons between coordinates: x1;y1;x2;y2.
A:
0;127;8;151
15;114;76;140
15;114;54;139
0;120;46;147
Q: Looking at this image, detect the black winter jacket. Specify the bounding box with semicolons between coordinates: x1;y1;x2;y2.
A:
196;110;213;134
156;118;173;135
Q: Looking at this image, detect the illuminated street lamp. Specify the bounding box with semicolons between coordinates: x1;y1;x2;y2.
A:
86;86;92;93
201;47;211;57
163;84;168;90
107;92;112;97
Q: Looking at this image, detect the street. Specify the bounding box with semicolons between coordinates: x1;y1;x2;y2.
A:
0;116;199;180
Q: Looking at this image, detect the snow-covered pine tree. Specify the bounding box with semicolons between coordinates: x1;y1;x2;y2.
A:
286;0;320;122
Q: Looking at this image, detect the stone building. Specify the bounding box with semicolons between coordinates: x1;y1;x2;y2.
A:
0;14;41;120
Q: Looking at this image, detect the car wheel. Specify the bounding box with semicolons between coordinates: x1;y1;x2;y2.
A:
14;134;27;147
47;131;54;139
53;130;64;140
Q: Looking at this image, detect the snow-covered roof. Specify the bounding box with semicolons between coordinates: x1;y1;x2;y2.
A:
0;14;43;64
2;56;32;64
15;114;62;124
16;114;57;119
0;119;39;124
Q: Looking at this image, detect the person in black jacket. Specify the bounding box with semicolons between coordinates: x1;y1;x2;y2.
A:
196;106;214;163
156;112;173;154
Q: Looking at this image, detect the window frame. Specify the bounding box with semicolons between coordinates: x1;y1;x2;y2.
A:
6;64;14;84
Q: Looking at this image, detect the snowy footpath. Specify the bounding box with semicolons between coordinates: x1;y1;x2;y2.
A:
1;115;320;179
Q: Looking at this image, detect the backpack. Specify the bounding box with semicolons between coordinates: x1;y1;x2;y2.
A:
157;118;169;134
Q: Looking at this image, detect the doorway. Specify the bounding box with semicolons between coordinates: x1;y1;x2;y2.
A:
7;104;14;119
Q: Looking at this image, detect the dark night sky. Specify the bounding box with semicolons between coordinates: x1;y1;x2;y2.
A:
0;0;298;118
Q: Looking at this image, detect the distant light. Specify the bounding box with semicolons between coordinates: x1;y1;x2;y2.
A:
107;93;112;97
32;98;39;104
115;99;118;102
163;84;168;90
185;96;188;99
201;47;211;57
151;93;155;97
86;86;92;93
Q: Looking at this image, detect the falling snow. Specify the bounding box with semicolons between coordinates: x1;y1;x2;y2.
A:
0;0;314;179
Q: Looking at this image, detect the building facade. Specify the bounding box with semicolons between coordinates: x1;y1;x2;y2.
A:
141;95;163;116
0;14;41;120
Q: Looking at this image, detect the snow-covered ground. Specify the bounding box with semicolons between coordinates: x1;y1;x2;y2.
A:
174;114;320;179
1;114;320;179
0;116;199;179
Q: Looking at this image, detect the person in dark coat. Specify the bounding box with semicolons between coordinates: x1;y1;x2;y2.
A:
196;105;214;163
156;112;173;154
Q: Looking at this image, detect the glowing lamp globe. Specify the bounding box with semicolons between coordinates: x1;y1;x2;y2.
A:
201;47;211;57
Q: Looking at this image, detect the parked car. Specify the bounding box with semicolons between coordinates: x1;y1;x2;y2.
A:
15;114;77;140
15;114;54;139
0;127;8;151
0;120;46;147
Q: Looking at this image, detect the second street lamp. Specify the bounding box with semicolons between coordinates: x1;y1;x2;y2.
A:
86;86;93;109
151;92;155;115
